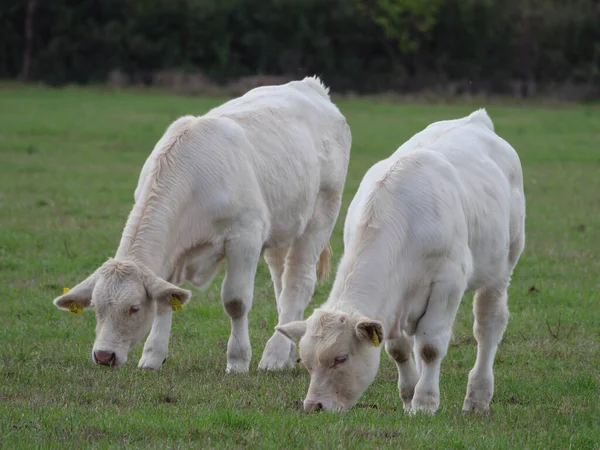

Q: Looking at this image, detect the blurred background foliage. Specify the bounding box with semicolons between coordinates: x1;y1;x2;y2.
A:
1;0;598;95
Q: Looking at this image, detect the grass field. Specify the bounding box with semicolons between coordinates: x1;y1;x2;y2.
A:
1;85;599;449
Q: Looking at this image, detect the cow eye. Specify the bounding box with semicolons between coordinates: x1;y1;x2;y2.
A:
129;305;141;315
333;355;348;366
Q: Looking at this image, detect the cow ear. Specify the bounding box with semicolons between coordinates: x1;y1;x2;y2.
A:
276;321;307;344
53;274;97;313
355;319;384;347
145;275;192;311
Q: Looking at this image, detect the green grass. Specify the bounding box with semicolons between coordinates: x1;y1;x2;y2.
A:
1;85;599;449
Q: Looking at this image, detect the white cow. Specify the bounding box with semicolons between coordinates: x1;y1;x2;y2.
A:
53;76;351;373
277;109;525;414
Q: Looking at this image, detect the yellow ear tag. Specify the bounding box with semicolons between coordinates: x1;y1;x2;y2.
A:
63;287;83;314
372;331;380;347
68;302;84;314
170;296;183;312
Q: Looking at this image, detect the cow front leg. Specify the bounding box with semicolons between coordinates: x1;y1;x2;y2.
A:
139;309;172;370
222;229;262;373
385;333;420;412
411;275;465;414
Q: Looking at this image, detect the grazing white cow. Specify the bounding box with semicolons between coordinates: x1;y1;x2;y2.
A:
53;76;351;373
278;109;525;414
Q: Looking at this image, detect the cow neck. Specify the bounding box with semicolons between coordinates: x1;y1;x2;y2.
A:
324;260;393;333
114;202;181;280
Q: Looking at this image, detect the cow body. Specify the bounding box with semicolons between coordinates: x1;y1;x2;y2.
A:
278;109;525;414
54;76;351;373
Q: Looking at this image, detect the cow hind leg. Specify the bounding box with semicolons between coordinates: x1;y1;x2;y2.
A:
221;226;263;373
259;191;341;370
385;333;420;412
257;234;320;370
264;247;297;361
264;247;288;315
462;284;509;413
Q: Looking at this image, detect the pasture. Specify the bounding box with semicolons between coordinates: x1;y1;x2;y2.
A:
0;86;598;449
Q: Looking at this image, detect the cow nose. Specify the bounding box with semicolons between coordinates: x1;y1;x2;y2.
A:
94;350;116;366
304;401;324;412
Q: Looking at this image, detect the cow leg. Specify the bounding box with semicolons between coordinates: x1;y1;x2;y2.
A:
258;236;319;370
411;274;465;414
221;228;263;373
264;247;295;361
259;192;341;370
413;338;422;376
138;245;224;370
138;309;173;370
264;247;288;315
462;284;509;413
385;333;420;411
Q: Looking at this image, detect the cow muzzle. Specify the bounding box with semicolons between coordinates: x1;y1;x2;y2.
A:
93;350;117;366
304;398;334;412
91;344;128;367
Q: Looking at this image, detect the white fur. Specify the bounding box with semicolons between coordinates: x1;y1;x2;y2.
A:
54;76;351;372
278;109;525;414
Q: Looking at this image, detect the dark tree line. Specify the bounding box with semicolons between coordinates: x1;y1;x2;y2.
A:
1;0;599;95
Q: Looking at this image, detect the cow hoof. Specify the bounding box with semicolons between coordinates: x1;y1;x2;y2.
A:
259;336;297;370
257;357;296;371
138;352;167;370
226;361;250;373
409;405;437;416
139;362;161;371
410;394;439;415
462;398;490;414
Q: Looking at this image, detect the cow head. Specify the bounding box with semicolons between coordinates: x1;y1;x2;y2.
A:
53;259;191;367
277;308;383;412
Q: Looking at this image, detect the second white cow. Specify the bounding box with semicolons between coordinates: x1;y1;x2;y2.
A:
278;109;525;414
53;76;351;373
